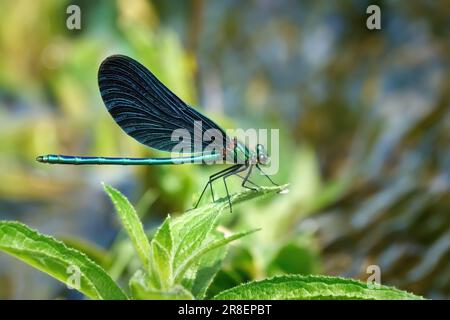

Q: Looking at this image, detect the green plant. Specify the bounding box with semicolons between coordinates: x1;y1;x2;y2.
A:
0;184;423;300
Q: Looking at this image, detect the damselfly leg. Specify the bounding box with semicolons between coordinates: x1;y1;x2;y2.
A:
195;165;242;209
256;164;279;187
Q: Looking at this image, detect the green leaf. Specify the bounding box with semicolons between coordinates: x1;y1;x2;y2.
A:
171;208;221;271
130;270;193;300
167;185;284;294
213;275;425;300
133;284;194;300
150;217;174;289
174;228;260;284
129;184;284;298
172;184;287;272
0;221;127;300
188;231;228;299
103;183;151;271
202;184;289;210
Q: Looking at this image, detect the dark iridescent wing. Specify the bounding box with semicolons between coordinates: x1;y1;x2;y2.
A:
98;55;228;153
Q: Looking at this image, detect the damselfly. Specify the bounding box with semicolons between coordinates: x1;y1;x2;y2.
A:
37;55;278;212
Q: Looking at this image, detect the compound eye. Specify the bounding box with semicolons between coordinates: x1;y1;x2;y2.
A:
258;153;269;165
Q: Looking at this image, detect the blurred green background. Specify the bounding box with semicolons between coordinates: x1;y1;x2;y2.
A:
0;0;449;299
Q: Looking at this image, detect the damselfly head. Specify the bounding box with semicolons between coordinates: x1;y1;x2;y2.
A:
256;144;270;166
